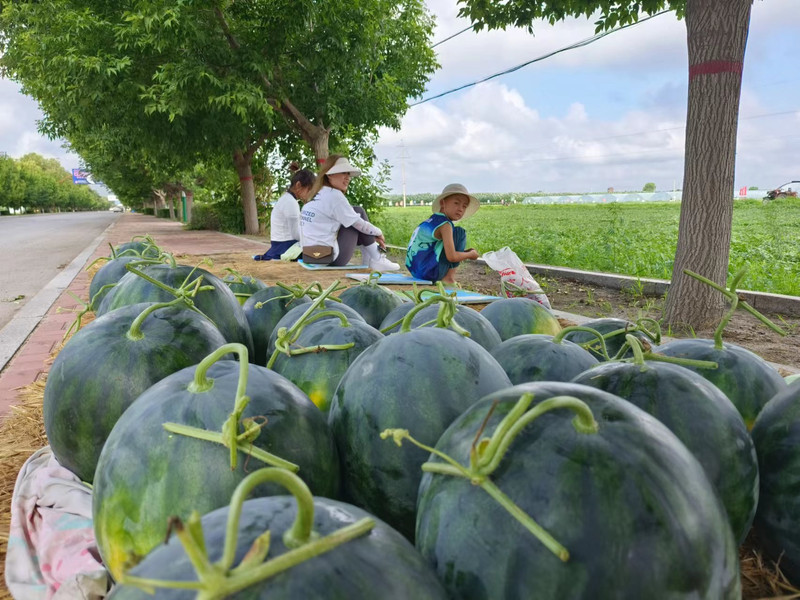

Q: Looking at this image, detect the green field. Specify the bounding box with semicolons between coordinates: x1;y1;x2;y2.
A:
374;199;800;297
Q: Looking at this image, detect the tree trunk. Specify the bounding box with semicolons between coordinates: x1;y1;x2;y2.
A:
168;194;176;220
185;191;194;223
233;150;260;235
309;128;330;165
663;0;752;330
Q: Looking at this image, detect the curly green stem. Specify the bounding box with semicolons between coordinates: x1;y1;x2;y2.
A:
553;326;610;360
126;298;187;341
382;393;599;563
119;468;374;600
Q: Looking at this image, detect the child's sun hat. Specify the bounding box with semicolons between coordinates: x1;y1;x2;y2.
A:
432;183;480;220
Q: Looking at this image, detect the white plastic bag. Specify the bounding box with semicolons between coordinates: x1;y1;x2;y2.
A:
482;246;552;309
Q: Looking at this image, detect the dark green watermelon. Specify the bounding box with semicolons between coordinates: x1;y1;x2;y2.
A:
490;333;599;385
223;273;268;305
415;381;740;599
563;317;653;361
271;318;383;412
98;263;254;355
337;283;405;329
113;239;160;259
93;358;340;581
328;328;511;539
409;304;502;352
572;360;758;544
244;287;311;367
750;382;800;584
107;483;447;599
43;302;228;482
267;300;365;356
657;338;787;429
89;256;142;309
478;297;561;341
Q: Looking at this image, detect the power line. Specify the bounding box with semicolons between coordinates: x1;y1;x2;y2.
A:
411;11;670;107
431;25;473;48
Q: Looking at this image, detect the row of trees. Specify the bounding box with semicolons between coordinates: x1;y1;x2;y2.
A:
0;153;108;213
0;0;437;234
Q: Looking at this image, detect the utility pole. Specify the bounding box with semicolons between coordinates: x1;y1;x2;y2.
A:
400;140;408;208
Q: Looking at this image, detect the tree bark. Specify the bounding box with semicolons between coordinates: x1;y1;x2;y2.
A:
663;0;753;329
168;194;176;220
233;150;260;235
185;190;193;223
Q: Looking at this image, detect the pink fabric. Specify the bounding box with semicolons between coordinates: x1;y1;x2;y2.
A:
6;447;108;599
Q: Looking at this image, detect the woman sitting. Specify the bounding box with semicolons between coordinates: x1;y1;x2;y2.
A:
300;155;399;271
254;164;315;261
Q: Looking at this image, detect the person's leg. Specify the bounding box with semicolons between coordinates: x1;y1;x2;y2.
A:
436;226;467;283
332;206;374;266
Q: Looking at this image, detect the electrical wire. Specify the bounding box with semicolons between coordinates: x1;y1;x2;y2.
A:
431;25;473;48
411;10;670;107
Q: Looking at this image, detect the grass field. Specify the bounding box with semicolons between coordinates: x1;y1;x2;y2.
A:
374;199;800;297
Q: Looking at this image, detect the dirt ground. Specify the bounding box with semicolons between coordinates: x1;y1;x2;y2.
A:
206;247;800;374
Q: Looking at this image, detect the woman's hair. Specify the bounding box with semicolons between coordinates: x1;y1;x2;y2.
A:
306;154;344;200
287;161;315;190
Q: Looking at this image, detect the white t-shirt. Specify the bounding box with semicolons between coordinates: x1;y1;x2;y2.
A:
300;186;382;259
270;191;301;242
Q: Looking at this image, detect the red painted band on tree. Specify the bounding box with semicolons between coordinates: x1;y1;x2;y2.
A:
239;176;253;181
689;61;743;80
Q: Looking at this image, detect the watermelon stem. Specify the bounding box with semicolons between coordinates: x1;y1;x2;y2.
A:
119;468;375;599
126;297;188;341
553;326;610;359
382;393;599;563
266;282;353;369
683;268;786;348
622;334;719;370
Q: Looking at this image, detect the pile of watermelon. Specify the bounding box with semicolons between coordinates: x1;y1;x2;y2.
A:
38;238;800;597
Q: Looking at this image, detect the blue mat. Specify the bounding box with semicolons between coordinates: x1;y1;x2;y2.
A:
346;273;433;285
298;260;370;270
433;290;502;305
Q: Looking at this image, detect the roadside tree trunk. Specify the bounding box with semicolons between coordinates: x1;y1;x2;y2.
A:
233;149;259;235
168;194;176;220
663;0;753;330
185;190;193;223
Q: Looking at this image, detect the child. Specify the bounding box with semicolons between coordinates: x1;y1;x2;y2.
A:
406;183;480;284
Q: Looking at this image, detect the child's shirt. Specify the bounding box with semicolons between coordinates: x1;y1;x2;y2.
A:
406;213;453;280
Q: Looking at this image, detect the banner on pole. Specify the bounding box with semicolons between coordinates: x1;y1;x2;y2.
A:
72;169;91;184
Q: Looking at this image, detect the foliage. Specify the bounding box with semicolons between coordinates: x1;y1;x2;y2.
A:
642;182;657;193
0;153;107;213
457;0;684;33
374;200;800;297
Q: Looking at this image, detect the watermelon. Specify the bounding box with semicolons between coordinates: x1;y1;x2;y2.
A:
98;263;254;355
572;360;758;543
328;327;511;539
270;317;383;412
93;347;340;580
414;382;740;598
89;256;144;310
490;331;599;385
338;282;405;329
223;271;268;305
750;382;800;584
244;286;311;366
477;297;561;341
657;338;786;429
43;302;228;482
107;469;447;598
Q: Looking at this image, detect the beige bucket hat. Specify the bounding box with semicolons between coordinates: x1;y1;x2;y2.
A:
432;183;480;220
326;157;362;177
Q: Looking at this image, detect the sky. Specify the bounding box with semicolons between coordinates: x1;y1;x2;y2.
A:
0;1;797;197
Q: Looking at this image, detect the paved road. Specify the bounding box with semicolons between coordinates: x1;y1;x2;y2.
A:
0;212;119;330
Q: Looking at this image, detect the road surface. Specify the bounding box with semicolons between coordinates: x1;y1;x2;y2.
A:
0;212;119;331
